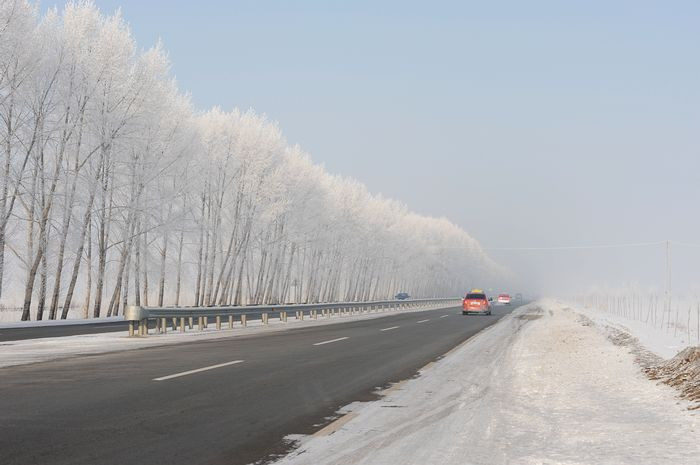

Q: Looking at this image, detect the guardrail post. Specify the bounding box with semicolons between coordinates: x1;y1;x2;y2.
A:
229;315;234;328
241;314;247;327
188;317;193;330
161;318;167;334
128;321;135;337
262;312;269;325
180;317;186;333
216;315;222;330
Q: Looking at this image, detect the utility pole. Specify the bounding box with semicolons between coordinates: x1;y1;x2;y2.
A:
665;240;671;311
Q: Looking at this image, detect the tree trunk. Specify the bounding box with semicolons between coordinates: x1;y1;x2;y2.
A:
62;177;99;319
157;232;167;306
142;228;149;306
81;218;92;319
174;230;184;307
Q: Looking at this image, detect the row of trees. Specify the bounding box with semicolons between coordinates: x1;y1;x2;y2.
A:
0;1;503;321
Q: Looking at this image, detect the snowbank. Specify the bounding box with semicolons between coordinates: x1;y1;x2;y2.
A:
274;300;700;465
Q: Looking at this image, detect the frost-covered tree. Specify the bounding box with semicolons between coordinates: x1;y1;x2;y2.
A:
0;1;505;321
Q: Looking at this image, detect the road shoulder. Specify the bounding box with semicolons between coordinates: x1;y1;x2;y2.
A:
274;300;699;465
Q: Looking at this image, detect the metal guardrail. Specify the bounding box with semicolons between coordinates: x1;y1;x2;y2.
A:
124;298;460;336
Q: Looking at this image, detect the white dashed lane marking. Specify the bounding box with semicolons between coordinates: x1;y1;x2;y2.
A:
153;360;244;381
313;337;350;346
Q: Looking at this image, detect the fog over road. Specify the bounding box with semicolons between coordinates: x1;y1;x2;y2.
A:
0;304;518;465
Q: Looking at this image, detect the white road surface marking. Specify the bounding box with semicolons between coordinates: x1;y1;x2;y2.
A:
153;360;244;381
313;337;349;346
417;319;430;324
440;315;449;319
380;326;400;332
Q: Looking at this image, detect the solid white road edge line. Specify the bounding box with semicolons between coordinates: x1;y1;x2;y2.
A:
313;337;349;346
380;326;400;332
153;360;244;381
417;319;430;323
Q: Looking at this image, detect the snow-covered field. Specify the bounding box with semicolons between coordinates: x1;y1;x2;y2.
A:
573;300;697;359
275;300;699;465
0;303;451;368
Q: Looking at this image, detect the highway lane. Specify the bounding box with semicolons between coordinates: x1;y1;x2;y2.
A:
0;303;520;465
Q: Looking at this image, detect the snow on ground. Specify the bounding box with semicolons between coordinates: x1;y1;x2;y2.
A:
572;301;697;359
0;306;90;323
0;315;123;329
0;303;451;369
274;300;699;465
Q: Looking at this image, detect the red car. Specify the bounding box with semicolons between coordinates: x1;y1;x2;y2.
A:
462;289;491;315
497;294;511;305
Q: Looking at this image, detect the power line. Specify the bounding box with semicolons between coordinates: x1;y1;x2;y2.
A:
438;241;667;251
481;241;666;251
670;241;700;248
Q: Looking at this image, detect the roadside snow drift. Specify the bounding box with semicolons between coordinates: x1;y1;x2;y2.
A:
274;300;700;465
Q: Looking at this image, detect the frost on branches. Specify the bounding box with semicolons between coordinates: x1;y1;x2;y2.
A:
0;1;504;321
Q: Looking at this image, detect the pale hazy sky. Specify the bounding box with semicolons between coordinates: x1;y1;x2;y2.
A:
47;0;700;296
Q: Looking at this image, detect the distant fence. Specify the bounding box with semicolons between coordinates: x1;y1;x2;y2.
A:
124;298;461;336
574;294;700;344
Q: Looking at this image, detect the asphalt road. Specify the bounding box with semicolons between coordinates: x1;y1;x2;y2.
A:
0;303;519;465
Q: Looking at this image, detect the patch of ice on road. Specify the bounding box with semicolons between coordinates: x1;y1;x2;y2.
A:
274;300;699;465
